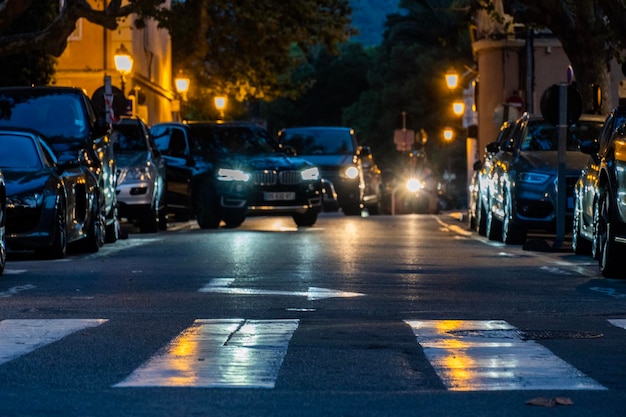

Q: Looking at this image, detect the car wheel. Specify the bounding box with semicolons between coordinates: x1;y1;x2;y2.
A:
501;190;526;244
105;206;119;243
293;211;318;227
47;196;67;259
222;210;245;228
139;207;159;233
476;198;487;236
572;198;591;255
84;202;105;253
194;185;220;229
486;198;502;241
598;189;625;278
592;196;602;260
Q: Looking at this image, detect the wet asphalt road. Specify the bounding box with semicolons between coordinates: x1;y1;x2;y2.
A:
0;212;625;417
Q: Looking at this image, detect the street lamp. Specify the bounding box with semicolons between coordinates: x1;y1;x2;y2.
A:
114;43;133;95
442;127;454;142
174;70;190;101
445;69;460;90
452;100;465;116
214;96;227;120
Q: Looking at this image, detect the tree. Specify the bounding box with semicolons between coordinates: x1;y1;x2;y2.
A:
169;0;355;102
0;0;167;57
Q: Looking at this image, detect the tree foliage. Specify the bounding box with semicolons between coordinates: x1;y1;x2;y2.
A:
169;0;355;102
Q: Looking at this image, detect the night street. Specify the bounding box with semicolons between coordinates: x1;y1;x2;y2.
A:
0;212;624;417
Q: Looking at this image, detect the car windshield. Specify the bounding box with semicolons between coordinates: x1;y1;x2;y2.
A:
281;129;355;155
0;133;42;169
189;125;277;156
112;124;148;152
0;91;88;140
521;120;603;151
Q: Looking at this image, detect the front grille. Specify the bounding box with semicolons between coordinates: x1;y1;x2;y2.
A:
252;170;301;186
279;170;300;185
252;170;278;186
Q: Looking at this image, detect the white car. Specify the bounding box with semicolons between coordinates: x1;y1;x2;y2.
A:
113;117;167;232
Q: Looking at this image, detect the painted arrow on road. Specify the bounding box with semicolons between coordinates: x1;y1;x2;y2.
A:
199;278;365;301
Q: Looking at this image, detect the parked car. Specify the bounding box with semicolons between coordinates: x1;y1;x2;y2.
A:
277;126;382;215
0;86;118;245
150;121;323;228
0;167;6;274
112;117;167;233
469;121;513;235
0;127;103;257
573;106;626;277
485;113;604;244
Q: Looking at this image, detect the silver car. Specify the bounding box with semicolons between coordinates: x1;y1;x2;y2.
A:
113;117;167;233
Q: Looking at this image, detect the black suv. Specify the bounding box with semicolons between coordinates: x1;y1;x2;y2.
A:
0;86;118;245
277;126;381;215
574;106;626;277
150;121;323;228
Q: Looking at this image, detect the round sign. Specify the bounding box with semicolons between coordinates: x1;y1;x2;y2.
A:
539;84;583;126
91;86;127;120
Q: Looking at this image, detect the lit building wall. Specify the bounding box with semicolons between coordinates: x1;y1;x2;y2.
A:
55;0;176;125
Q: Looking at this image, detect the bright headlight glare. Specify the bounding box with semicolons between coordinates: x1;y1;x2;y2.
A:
217;168;250;182
406;178;423;192
8;192;44;208
518;172;550;184
345;166;359;179
124;166;151;181
301;167;320;181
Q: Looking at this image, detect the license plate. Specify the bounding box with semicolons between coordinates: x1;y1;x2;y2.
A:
264;192;296;201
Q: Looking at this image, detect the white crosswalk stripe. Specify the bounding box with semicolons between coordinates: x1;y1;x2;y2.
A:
0;318;622;390
405;320;606;391
0;319;108;365
114;318;299;388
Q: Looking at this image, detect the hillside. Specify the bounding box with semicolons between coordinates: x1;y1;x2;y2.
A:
349;0;401;46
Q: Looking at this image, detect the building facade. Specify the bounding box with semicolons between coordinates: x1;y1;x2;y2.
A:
54;1;177;125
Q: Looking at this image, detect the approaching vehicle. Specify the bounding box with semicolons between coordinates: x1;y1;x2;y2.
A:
486;113;604;244
469;121;513;235
112;117;167;233
0;127;103;258
277;126;381;215
573;106;626;277
150;121;323;228
0;86;118;245
378;151;439;214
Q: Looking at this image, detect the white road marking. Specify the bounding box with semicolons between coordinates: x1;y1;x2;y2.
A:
608;319;626;330
114;318;299;388
405;319;606;391
0;319;108;365
0;284;36;298
199;278;365;300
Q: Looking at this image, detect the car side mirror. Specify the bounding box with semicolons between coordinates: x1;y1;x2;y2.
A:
485;142;500;154
579;139;600;164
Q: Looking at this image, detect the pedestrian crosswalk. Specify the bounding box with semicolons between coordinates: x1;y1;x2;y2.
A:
0;318;623;390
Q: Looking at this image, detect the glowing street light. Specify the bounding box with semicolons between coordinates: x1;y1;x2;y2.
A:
442;127;454;141
114;43;133;95
174;70;190;101
452;100;465;116
445;69;459;90
214;96;227;120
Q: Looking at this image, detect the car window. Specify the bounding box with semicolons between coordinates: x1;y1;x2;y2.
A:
0;133;42;169
112;124;148;152
521;120;604;152
281;129;355;155
0;93;88;140
189;125;276;155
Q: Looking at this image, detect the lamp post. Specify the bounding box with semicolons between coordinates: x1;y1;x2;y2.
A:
114;43;133;96
214;96;227;120
174;70;190;101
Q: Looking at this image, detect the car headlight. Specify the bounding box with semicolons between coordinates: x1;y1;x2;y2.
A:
517;172;550;184
344;166;359;179
217;168;250;182
301;167;320;181
406;178;424;192
8;192;44;208
123;166;152;182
